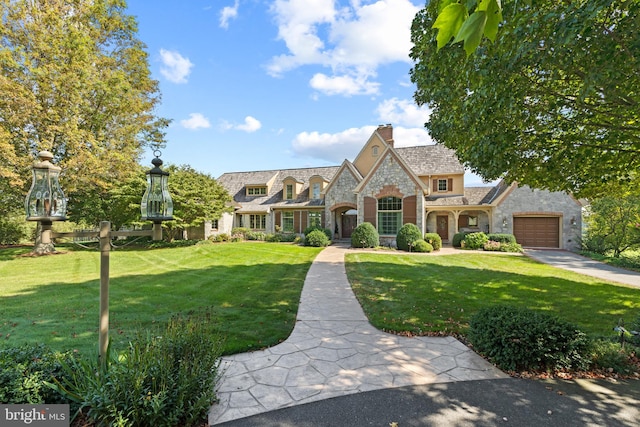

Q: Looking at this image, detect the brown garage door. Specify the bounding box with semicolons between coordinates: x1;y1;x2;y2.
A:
513;217;560;248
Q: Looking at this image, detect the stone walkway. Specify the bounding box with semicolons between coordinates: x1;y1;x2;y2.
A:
208;244;507;425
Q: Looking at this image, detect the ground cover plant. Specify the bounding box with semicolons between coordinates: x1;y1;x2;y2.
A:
581;250;640;273
0;242;322;356
345;252;640;338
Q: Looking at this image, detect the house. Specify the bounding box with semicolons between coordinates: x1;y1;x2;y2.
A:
215;125;583;250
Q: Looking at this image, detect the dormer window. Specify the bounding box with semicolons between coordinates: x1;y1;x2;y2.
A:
247;186;267;196
438;179;448;192
285;184;293;200
312;182;321;199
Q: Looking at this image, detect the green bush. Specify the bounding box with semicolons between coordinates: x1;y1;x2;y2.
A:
486;233;517;244
209;233;230;242
265;233;281;242
413;239;433;253
396;223;422;251
276;233;298;243
483;240;502;251
0;344;75;404
452;232;470;248
423;233;442;251
500;242;524;253
468;305;590;372
303;226;332;241
0;215;29;245
230;227;250;239
305;229;330;247
589;338;637;375
245;231;266;241
351;222;379;248
53;310;223;427
463;232;489;249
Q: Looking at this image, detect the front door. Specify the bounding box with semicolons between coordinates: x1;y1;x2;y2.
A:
437;215;449;241
342;214;357;238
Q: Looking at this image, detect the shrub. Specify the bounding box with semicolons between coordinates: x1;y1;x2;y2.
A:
305;229;330;247
265;233;281;242
396;223;422;251
230;227;250;239
245;231;266;241
53;310;223;427
351;222;379;248
486;233;517;244
277;233;299;243
483;240;502;251
423;233;442;251
0;344;75;404
209;233;230;242
463;232;489;250
413;239;433;253
468;305;590;372
0;215;29;245
452;232;470;248
500;242;524;253
589;338;637;375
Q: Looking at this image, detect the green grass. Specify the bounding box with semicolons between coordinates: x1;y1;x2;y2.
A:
0;242;322;356
346;252;640;337
580;250;640;272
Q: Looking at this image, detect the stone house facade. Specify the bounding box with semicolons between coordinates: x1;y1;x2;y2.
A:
215;125;583;250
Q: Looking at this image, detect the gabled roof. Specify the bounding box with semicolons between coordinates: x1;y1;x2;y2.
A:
321;159;363;196
395;145;465;175
354;146;428;194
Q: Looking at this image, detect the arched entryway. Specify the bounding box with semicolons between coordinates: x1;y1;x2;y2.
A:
341;209;358;238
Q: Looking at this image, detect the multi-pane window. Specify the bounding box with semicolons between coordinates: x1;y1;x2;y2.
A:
250;214;266;229
285;184;293;200
438;179;448;192
282;212;294;232
308;211;322;228
247;187;266;196
211;219;219;229
378;196;402;235
312;182;321;199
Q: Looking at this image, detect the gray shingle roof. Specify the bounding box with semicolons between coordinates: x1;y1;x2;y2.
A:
424;183;506;206
395;145;465;175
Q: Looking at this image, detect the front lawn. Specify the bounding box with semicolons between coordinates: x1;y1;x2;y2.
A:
0;242;322;356
346;252;640;337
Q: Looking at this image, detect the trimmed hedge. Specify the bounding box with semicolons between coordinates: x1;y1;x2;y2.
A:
468;305;590;372
396;223;422;251
303;226;332;241
413;239;433;253
452;232;470;248
305;229;330;247
463;232;489;249
351;222;379;248
486;233;517;244
423;233;442;251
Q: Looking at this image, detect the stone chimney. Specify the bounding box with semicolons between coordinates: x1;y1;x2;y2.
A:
377;124;394;147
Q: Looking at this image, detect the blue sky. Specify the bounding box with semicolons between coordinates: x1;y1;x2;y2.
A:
127;0;489;185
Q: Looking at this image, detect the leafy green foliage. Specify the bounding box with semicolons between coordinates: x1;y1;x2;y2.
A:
53;310;223;426
305;229;330;247
589;338;638;375
452;232;470;248
351;222;379;248
396;223;422;251
469;305;590;372
0;344;75;404
583;195;640;257
303;225;332;241
463;232;488;249
0;214;29;245
486;233;517;244
413;239;433;253
411;1;640;198
423;232;442;251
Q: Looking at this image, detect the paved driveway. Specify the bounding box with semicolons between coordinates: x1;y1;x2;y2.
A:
525;250;640;288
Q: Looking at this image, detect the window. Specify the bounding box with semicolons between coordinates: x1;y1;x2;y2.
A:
285;184;293;200
372;145;379;156
308;211;322;228
282;212;294;232
247;187;266;196
250;214;266;229
438;179;448;192
468;216;478;227
312;182;321;199
211;219;219;230
377;196;402;235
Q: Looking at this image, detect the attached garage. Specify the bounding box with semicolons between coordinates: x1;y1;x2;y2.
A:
513;216;560;248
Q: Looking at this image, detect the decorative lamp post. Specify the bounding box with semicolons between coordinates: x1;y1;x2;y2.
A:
24;150;173;363
25;151;67;254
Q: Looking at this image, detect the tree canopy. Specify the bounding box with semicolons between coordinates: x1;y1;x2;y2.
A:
0;0;168;217
410;0;640;198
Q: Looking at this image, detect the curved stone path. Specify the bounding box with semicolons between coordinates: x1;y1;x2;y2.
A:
208;244;507;425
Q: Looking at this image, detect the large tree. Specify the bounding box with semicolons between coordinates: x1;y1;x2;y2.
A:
410;0;640;198
0;0;168;218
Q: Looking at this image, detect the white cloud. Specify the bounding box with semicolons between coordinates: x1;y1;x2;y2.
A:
268;0;421;96
180;113;211;130
375;98;431;128
159;49;193;84
310;72;379;96
220;116;262;133
291;124;432;163
220;0;239;29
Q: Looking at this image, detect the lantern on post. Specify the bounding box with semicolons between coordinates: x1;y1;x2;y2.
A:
25;151;67;254
141;151;173;240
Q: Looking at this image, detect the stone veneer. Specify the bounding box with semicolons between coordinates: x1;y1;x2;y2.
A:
324;167;360;233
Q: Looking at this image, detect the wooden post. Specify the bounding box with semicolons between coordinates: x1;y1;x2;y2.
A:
99;221;110;363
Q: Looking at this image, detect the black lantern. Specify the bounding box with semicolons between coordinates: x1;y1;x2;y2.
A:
141;151;173;222
25;151;67;222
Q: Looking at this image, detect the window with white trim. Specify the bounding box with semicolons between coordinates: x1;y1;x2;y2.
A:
247;187;267;196
250;214;266;229
282;212;294;232
377;196;402;235
312;182;321;199
308;211;322;228
285;184;293;200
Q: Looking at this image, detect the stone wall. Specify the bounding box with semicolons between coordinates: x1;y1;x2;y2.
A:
324;167;359;233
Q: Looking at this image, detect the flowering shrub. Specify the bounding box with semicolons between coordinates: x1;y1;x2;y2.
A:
483;240;502;251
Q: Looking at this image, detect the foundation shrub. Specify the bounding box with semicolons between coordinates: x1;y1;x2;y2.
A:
305;229;330;247
351;222;379;248
452;231;470;248
230;227;250;239
303;226;332;241
486;233;517;244
245;231;266;241
483;240;502;251
396;223;422;251
463;232;489;250
499;242;524;253
413;239;433;253
589;338;638;375
423;233;442;251
469;305;590;372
